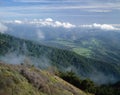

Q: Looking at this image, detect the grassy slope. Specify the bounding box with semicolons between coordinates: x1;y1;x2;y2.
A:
0;62;91;95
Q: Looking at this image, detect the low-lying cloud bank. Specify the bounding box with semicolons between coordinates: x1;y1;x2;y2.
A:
80;23;120;31
5;18;76;28
4;18;120;31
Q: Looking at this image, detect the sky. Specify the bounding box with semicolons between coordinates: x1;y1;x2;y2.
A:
0;0;120;25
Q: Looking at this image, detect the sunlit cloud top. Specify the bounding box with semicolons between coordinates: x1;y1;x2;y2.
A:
5;18;76;28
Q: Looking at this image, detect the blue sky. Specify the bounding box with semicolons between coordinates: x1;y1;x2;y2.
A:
0;0;120;24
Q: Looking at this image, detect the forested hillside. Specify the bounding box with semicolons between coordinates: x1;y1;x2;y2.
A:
0;33;120;84
5;23;120;64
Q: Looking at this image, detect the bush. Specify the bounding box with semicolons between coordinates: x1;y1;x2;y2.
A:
59;71;96;94
80;79;96;93
59;71;82;88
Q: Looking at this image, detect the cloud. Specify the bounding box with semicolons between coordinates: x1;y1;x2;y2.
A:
54;21;76;28
0;1;120;23
14;20;23;24
5;18;76;28
37;30;45;39
0;23;8;33
88;9;112;13
80;23;120;30
0;0;120;25
0;52;25;64
31;18;76;28
14;0;77;3
12;0;93;3
45;18;53;22
1;2;120;11
13;0;120;4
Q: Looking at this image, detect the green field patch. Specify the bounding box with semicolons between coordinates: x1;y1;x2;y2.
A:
50;40;76;48
73;48;92;57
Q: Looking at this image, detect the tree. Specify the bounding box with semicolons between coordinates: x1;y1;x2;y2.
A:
80;79;96;93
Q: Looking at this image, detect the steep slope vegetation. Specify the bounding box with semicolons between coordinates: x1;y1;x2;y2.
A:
0;33;120;83
0;62;91;95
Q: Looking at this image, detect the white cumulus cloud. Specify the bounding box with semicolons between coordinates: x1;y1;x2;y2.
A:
0;23;8;33
5;18;76;28
45;18;53;22
14;20;23;24
80;23;120;30
31;18;76;28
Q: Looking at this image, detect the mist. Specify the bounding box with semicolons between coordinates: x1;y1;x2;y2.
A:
89;71;118;85
0;23;8;33
0;39;52;70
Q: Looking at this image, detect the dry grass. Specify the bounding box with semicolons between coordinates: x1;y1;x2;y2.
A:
0;61;93;95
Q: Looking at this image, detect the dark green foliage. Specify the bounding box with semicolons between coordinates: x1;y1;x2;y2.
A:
59;71;96;93
95;83;120;95
59;71;82;88
80;79;96;93
96;86;114;95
